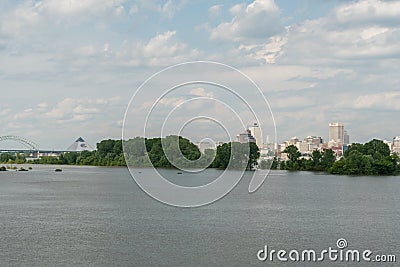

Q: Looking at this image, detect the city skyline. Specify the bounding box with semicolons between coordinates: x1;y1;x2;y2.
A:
1;0;400;149
1;121;400;151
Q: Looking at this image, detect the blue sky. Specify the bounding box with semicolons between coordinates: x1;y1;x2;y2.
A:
0;0;400;149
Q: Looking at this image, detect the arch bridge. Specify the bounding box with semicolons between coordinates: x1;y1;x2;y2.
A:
0;135;40;152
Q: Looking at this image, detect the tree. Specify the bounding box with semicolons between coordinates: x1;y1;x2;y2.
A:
364;139;391;159
212;143;231;169
311;150;322;171
247;142;260;170
279;160;286;170
330;139;399;176
329;158;346;175
321;149;336;171
271;157;279;170
283;145;301;171
212;142;259;170
259;160;269;170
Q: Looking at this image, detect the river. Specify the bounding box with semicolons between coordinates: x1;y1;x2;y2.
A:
0;166;399;266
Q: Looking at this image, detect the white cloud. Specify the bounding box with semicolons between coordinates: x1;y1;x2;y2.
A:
138;0;186;19
229;3;245;16
208;4;223;18
114;5;126;16
238;34;287;63
44;97;120;123
13;108;34;120
0;0;126;37
35;0;125;16
280;14;400;66
0;2;43;37
190;88;214;98
210;0;282;42
74;45;98;57
37;103;48;109
335;0;400;25
117;31;200;67
7;122;34;130
354;91;400;111
158;97;186;107
0;108;12;116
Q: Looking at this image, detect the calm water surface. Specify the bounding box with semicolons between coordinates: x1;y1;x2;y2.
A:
0;165;399;266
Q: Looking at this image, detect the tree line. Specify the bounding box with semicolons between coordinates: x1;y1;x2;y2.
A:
0;136;260;170
2;137;398;175
264;139;399;175
124;135;259;170
329;139;399;175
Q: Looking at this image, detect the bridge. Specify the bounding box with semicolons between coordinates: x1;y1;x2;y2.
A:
0;135;41;158
0;135;75;159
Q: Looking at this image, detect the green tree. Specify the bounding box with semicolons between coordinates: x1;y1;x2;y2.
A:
283;145;301;171
321;149;336;171
212;142;259;170
330;139;399;176
247;142;260;170
259;160;268;170
271;157;279;170
279;160;286;170
212;143;231;169
311;150;322;171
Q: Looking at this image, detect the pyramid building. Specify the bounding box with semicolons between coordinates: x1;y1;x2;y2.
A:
66;137;94;152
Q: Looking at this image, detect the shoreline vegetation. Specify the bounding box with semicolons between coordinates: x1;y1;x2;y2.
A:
0;136;260;171
268;139;400;176
1;137;399;176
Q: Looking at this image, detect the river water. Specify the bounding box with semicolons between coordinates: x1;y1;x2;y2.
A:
0;166;399;266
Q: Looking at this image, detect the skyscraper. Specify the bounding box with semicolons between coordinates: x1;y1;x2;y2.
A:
329;123;344;146
344;130;350;145
237;129;256;144
249;122;262;149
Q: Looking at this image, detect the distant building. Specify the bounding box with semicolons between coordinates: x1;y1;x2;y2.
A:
304;136;323;145
393;136;400;154
330;146;344;157
197;141;215;153
249;122;262;149
237;130;256;144
215;141;225;147
329;122;345;147
288;136;300;146
298;142;309;154
66;137;94;152
344;130;350;145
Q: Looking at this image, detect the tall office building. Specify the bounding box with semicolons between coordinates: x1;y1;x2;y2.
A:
249;122;262;149
344;131;350;145
329;123;344;146
237;129;256;144
393;136;400;154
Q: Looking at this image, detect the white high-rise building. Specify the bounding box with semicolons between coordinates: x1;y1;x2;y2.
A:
249;122;262;149
329;123;344;147
393;136;400;154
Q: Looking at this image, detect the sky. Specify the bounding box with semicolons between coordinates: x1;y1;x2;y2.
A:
0;0;399;150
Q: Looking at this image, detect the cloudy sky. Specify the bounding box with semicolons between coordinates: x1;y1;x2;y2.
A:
0;0;399;150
